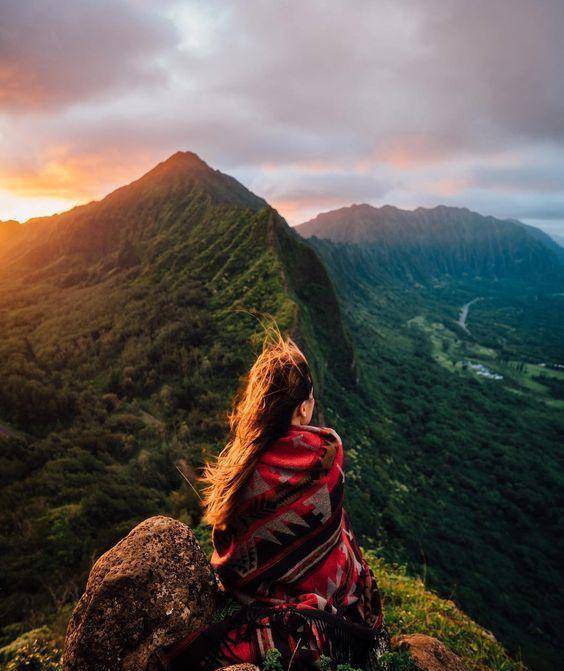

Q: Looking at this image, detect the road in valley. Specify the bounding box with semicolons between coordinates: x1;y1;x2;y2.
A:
458;297;481;333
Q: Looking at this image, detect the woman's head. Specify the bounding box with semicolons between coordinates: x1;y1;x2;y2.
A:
200;325;315;529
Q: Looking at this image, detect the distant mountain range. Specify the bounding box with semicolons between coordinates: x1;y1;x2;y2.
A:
296;203;564;283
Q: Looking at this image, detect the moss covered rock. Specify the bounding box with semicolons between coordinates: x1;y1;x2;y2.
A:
62;516;218;671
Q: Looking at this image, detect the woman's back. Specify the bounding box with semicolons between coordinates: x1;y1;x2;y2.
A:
212;424;382;629
163;424;386;671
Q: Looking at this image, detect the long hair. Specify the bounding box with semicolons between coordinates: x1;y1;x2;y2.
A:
200;324;314;530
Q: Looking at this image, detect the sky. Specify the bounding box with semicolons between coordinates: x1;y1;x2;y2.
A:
1;0;564;236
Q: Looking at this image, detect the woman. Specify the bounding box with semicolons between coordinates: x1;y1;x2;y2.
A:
163;329;389;671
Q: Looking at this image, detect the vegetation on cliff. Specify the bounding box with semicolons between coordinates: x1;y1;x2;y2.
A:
301;219;564;670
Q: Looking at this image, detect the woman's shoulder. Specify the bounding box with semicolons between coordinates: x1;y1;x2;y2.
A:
286;425;343;469
260;424;342;471
288;424;342;446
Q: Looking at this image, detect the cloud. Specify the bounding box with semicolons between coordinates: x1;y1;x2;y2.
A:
255;168;393;223
173;0;564;156
1;1;564;232
0;0;179;111
471;157;564;194
0;147;151;199
419;0;564;143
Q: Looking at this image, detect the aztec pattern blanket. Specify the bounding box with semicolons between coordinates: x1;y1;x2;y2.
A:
163;424;389;671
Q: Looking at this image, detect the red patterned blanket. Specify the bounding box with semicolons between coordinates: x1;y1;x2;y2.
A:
163;424;387;670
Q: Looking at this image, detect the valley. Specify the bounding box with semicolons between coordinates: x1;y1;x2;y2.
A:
298;205;564;670
0;157;562;671
411;300;564;408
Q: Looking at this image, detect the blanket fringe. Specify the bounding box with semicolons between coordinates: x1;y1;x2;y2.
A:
166;602;391;671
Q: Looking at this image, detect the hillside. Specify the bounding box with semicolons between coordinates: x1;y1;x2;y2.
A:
1;154;562;671
0;152;356;652
296;206;564;670
0;535;526;671
296;203;564;284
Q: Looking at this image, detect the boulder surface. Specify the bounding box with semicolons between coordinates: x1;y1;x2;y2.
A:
63;516;218;671
392;634;469;671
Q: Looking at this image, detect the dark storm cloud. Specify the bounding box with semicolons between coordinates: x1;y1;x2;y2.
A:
0;0;179;111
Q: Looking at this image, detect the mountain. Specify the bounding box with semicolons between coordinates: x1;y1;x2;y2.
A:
1;154;563;671
296;203;564;283
296;203;564;669
0;219;23;240
0;151;356;386
0;219;25;253
0;151;266;274
0;151;356;650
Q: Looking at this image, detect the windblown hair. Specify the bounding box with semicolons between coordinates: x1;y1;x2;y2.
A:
200;324;314;530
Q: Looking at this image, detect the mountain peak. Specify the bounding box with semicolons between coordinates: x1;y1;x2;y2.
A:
142;150;212;180
0;151;271;273
167;150;204;163
349;203;375;210
161;150;209;168
102;151;267;212
0;219;24;247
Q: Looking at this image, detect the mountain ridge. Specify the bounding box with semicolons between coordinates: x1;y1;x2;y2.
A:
0;152;267;277
296;202;564;282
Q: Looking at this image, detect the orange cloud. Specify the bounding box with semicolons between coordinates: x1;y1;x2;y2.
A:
0;148;157;200
0;148;160;222
269;194;355;225
0;65;47;110
357;135;453;171
424;177;472;196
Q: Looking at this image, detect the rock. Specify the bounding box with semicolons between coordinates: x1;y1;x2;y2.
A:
63;516;219;671
392;634;469;671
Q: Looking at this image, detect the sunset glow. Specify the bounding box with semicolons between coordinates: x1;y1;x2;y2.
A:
1;1;564;232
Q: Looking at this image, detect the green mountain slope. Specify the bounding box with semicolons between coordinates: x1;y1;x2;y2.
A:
296;211;564;671
0;152;355;648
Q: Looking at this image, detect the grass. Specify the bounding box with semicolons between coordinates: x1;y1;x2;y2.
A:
410;315;564;409
364;551;527;671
